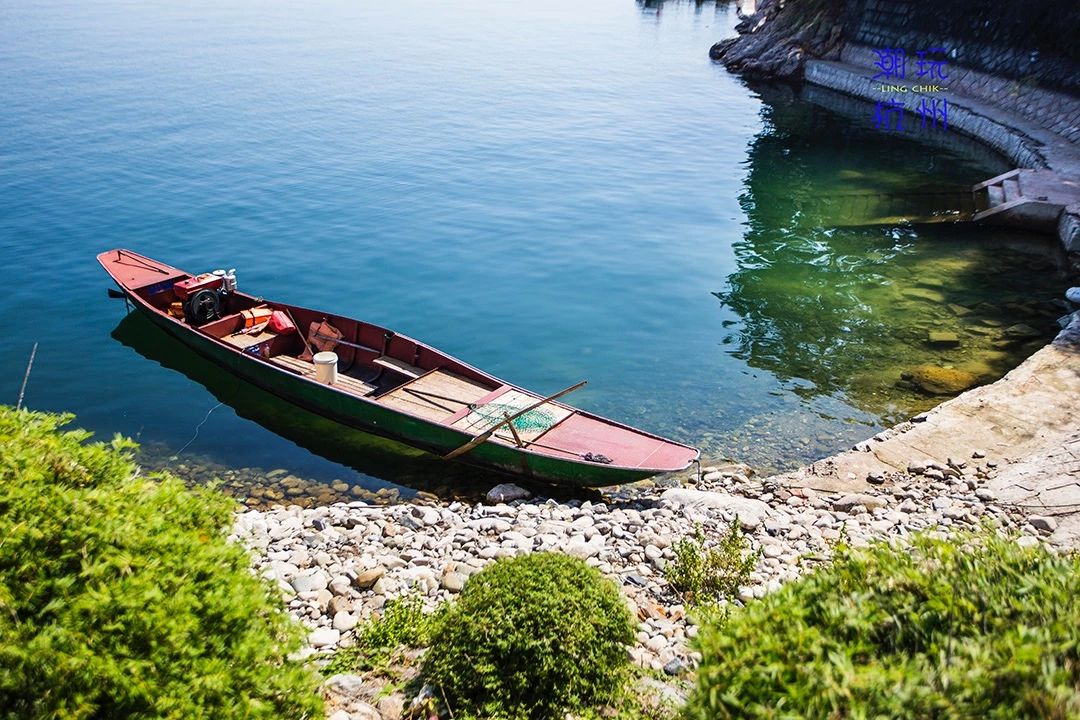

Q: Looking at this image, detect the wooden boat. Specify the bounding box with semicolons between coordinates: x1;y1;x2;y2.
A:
98;249;699;486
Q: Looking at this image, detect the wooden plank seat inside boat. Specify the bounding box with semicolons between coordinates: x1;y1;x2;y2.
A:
372;355;423;379
377;370;495;423
221;330;277;350
270;354;376;396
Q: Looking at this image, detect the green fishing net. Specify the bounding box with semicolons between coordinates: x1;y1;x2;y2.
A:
467;402;556;432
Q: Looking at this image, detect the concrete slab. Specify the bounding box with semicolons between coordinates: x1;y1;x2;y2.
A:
774;316;1080;547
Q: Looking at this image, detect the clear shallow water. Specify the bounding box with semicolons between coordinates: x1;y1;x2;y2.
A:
0;0;1070;496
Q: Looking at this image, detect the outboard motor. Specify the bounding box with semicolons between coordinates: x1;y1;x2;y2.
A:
173;268;237;325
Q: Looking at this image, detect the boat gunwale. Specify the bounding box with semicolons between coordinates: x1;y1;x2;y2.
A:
97;248;700;474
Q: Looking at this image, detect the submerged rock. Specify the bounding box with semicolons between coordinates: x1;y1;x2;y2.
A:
900;365;979;395
927;331;961;348
1003;323;1042;340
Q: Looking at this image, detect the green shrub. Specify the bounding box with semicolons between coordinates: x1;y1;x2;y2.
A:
423;552;637;720
686;530;1080;720
325;594;447;674
0;407;322;720
665;520;757;606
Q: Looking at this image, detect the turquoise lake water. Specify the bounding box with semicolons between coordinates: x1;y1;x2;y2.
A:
0;0;1070;497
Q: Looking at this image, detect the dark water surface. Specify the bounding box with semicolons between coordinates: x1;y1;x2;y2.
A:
0;0;1069;497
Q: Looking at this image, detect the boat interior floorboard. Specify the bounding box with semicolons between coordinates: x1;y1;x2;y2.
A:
270;354;376;396
377;369;494;423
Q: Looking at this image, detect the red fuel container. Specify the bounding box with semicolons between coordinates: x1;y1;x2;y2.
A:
173;273;224;300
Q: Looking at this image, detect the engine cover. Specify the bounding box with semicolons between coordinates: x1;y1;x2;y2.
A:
174;273;224;300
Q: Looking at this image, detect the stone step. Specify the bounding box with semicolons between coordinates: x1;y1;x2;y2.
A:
987;183;1006;206
1003;176;1023;203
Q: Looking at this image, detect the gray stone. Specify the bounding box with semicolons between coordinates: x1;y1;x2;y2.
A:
289;569;329;594
1066;287;1080;304
566;539;601;559
351;702;381;720
1016;535;1040;549
762;544;783;559
663;658;687;676
486;483;533;504
645;634;668;653
975;488;997;502
309;627;340;648
377;693;406;720
410;506;440;526
660;489;771;528
325;673;367;696
1028;515;1058;533
333;611;359;632
832;493;887;512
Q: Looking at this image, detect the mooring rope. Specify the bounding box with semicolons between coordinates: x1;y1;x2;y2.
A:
169;402;225;462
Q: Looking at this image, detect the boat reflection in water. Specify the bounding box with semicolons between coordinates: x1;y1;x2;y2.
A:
111;310;509;502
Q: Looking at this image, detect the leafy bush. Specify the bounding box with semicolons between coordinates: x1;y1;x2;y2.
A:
325;594;447;674
423;552;637;720
665;520;757;606
0;407;322;720
686;530;1080;720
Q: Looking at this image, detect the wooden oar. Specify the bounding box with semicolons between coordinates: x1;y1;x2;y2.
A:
443;381;586;460
286;308;314;359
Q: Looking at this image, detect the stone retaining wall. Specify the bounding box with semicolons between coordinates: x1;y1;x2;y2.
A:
844;0;1080;96
840;44;1080;146
803;58;1051;170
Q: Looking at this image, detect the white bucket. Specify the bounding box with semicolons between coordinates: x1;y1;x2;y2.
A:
313;351;338;385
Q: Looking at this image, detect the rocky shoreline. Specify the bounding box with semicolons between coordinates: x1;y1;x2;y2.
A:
231;452;1061;720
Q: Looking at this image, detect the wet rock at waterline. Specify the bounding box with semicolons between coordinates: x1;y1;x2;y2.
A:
485;483;533;504
900;365;980;395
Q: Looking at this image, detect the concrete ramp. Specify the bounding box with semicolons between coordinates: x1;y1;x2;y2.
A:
824;169;1080;231
826;187;978;226
972;169;1080;230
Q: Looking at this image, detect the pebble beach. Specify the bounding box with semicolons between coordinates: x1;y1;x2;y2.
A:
229;451;1062;719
